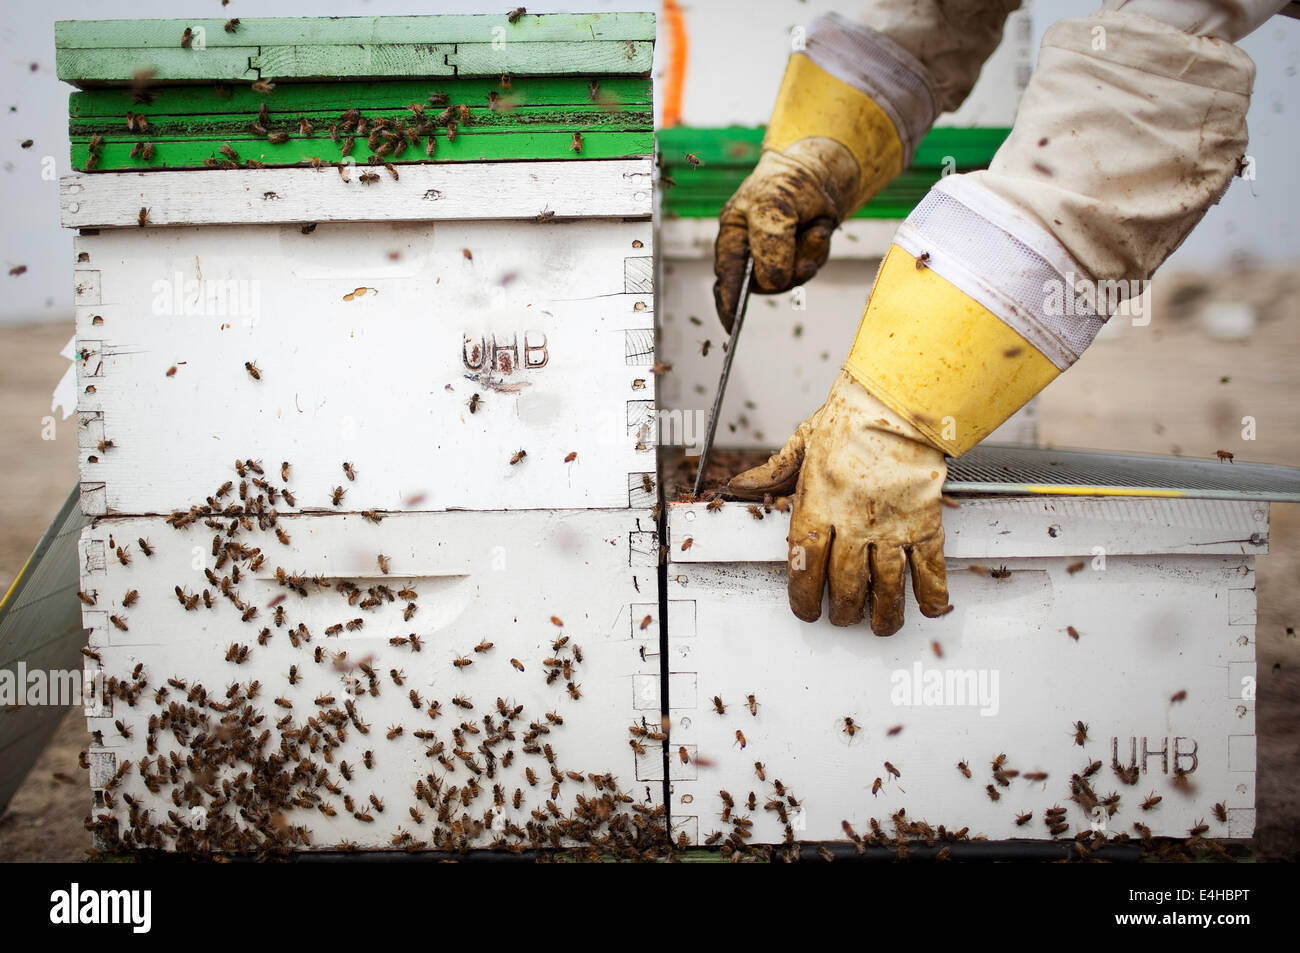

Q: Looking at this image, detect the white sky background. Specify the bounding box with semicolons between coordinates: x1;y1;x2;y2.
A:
0;0;1296;325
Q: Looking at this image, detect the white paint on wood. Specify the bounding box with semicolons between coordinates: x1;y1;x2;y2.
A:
61;160;654;229
667;498;1269;562
80;508;662;850
665;500;1259;844
73;219;655;515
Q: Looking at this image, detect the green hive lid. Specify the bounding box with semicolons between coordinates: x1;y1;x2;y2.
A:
55;13;656;86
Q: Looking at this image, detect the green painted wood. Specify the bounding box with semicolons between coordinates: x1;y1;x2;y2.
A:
446;41;653;77
56;14;655;84
55;13;656;50
69;76;651;118
249;44;457;80
71;130;653;171
56;48;259;84
656;125;1011;219
68;75;652;170
71;105;652;139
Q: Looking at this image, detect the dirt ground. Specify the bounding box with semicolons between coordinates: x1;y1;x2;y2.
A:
1;267;1297;860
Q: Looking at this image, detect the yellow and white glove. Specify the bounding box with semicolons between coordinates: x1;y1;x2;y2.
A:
713;5;1019;328
733;1;1277;635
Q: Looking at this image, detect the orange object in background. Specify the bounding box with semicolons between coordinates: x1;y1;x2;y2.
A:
661;0;688;127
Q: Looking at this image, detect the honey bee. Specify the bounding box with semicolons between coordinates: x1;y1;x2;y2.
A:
570;131;583;153
120;589;139;608
746;505;764;521
331;486;345;506
1216;450;1234;463
735;730;746;749
1067;625;1081;641
1066;561;1086;575
453;655;473;670
275;527;290;545
510;450;527;465
986;784;1000;801
510;659;524;672
110;615;129;631
957;760;971;779
1023;771;1049;782
507;7;526;24
706;497;724;513
409;634;423;652
359;171;380;185
363;750;374;769
1188;819;1209;837
871;777;882;796
567;683;582;700
116;546;130;566
1140;791;1162;810
283;489;297;507
1015;811;1033;826
886;725;902;737
376;554;390;575
115;719;132;739
914;251;931;270
1072;721;1089;745
842;717;859;739
746;694;759;716
390;668;405;685
1213;802;1228;822
1170;690;1187;704
453;695;473;709
77;590;97;606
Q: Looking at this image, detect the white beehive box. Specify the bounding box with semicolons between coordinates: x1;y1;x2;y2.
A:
80;508;662;850
58;12;670;854
66;164;656;515
664;494;1263;847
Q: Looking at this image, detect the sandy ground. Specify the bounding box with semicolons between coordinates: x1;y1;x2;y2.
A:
1;268;1297;860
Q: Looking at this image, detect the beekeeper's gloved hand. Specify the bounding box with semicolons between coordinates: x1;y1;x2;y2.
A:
713;5;1020;329
729;371;950;635
730;0;1275;635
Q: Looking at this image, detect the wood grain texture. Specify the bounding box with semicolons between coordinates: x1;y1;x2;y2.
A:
61;159;653;227
56;14;657;49
78;508;662;850
665;500;1258;844
56;15;656;84
71;218;655;515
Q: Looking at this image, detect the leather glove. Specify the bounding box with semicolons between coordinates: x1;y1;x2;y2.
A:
728;370;952;635
712;139;857;330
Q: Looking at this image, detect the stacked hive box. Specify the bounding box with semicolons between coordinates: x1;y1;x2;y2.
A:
59;13;667;855
663;448;1300;854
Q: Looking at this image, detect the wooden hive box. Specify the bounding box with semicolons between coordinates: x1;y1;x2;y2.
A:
661;448;1300;854
60;13;669;855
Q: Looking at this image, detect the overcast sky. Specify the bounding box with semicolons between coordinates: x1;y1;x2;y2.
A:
1;0;1296;325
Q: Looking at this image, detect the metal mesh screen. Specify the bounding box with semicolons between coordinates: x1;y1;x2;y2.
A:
947;445;1300;502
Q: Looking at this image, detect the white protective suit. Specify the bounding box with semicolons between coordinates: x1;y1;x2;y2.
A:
724;1;1290;635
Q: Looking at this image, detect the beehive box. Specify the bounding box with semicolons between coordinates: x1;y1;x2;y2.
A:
661;446;1300;850
59;13;671;854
